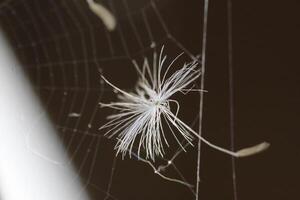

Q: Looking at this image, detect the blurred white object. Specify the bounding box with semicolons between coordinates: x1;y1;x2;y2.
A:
0;29;90;200
86;0;116;31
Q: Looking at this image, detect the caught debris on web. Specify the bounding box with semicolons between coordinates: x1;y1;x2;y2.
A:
68;112;81;118
99;46;270;161
86;0;116;31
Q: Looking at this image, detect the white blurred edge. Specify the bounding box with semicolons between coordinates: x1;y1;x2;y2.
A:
0;28;90;200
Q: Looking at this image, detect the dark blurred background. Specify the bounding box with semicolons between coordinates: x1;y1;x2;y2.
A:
0;0;299;199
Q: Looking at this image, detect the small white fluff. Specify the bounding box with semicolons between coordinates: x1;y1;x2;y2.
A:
68;112;81;117
100;46;269;161
86;0;116;31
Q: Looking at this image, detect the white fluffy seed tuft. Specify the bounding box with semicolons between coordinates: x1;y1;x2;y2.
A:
100;46;270;161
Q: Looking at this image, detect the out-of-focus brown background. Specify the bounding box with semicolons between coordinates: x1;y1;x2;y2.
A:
0;0;299;199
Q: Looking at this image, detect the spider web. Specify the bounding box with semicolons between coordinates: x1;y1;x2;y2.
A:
0;0;240;199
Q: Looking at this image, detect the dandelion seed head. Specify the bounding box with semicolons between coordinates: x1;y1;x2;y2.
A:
100;47;270;161
100;46;200;161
